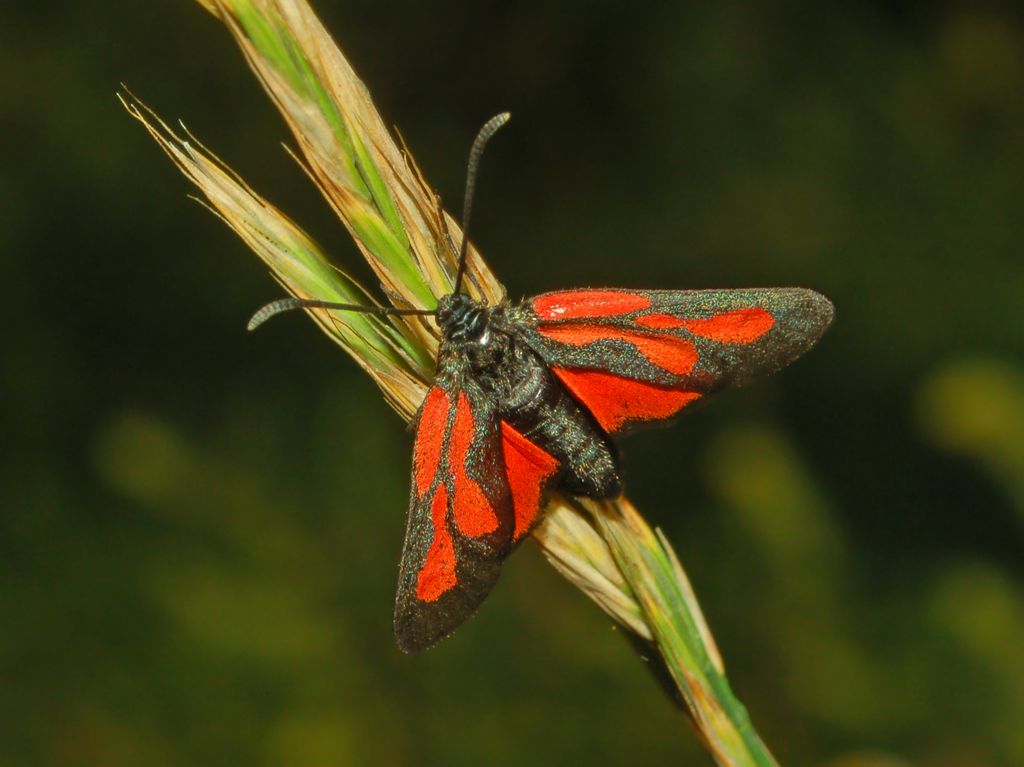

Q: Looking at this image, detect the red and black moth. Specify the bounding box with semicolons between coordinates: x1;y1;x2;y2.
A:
249;114;834;653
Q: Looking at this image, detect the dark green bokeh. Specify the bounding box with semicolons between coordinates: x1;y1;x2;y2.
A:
3;2;1024;765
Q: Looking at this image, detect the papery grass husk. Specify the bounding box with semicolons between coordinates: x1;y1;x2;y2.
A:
126;1;780;764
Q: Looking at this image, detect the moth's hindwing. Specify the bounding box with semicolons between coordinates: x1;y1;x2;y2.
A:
499;420;560;541
393;380;560;653
521;287;834;434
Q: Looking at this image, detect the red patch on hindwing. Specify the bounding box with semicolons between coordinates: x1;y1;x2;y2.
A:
537;324;698;377
449;392;500;538
414;388;449;497
500;423;560;540
637;308;775;344
532;291;650;321
554;368;702;433
416;485;457;602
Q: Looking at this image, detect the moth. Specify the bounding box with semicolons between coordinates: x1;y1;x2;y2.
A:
249;114;834;653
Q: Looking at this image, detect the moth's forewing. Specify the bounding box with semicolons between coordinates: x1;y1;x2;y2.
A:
521;287;833;434
394;381;513;653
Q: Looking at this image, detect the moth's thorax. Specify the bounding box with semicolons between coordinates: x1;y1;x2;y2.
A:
433;294;529;396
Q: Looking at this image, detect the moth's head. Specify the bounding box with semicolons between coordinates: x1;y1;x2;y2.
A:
436;292;487;343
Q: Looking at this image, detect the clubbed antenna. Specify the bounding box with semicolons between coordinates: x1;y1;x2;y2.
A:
453;112;511;296
247;297;436;332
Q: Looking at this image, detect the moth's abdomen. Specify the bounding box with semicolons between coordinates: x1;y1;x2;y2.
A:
534;385;622;499
500;356;622;500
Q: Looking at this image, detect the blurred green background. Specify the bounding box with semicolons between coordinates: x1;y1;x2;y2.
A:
3;2;1024;765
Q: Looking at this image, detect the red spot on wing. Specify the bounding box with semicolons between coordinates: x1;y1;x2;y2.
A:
638;308;775;344
554;368;702;433
537;324;698;377
685;307;774;343
414;387;449;498
532;291;650;321
500;423;560;540
416;485;457;602
449;392;500;538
